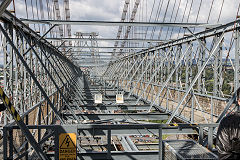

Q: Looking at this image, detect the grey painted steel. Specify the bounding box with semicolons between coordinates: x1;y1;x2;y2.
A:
107;129;111;158
163;140;218;159
119;56;142;88
106;20;240;64
5;123;217;159
19;29;81;123
167;32;225;123
124;53;149;90
78;128;196;136
148;45;192;110
23;24;57;56
135;48;174;104
127;51;158;98
0;24;64;123
62;113;168;121
21;19;220;28
47;37;166;42
125;136;138;151
159;127;163;160
74;104;152;111
0;0;12;16
61;46;148;49
235;29;240;92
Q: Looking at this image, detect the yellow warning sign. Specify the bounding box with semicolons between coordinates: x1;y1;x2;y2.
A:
59;133;77;160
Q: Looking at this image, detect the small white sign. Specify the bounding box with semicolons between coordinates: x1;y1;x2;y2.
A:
116;94;124;104
95;94;102;104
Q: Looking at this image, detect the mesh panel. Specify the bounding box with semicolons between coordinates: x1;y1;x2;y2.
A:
164;140;218;160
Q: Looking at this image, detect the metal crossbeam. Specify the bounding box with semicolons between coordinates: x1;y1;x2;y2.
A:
62;113;168;121
47;37;165;42
21;19;220;28
73;104;151;111
61;46;148;49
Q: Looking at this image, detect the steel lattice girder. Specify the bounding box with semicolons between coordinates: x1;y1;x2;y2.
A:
101;20;240;124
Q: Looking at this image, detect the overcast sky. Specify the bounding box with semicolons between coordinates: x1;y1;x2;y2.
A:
11;0;240;38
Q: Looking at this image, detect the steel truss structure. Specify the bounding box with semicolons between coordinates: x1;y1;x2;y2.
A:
0;0;240;160
0;10;87;158
103;19;240;124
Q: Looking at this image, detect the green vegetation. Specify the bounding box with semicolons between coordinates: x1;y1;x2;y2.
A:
157;66;234;95
144;120;168;123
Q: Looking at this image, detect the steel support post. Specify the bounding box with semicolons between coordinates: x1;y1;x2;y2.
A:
199;126;203;145
39;42;84;108
234;28;240;93
175;45;181;112
167;32;225;123
213;35;223;116
208;126;213;151
108;62;120;80
119;56;142;88
111;60;128;88
197;39;206;93
185;43;192;89
127;51;157;98
148;45;191;111
135;49;171;104
107;129;112;159
3;126;8;158
3;22;14;124
213;35;223;97
0;24;64;124
159;126;163;160
124;53;149;91
19;29;81;123
9;127;13;159
109;61;125;86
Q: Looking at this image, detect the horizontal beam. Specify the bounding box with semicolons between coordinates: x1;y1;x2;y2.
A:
71;56;112;58
48;151;160;160
77;64;108;67
48;151;165;160
79;128;196;136
21;19;220;28
62;113;168;121
109;20;240;63
70;55;113;57
9;124;218;136
61;46;147;49
82;98;141;101
73;61;112;63
69;105;152;111
47;37;165;43
73;58;116;61
67;51;130;54
0;11;74;66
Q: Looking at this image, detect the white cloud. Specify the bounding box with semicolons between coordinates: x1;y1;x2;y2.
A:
70;0;122;21
5;0;240;59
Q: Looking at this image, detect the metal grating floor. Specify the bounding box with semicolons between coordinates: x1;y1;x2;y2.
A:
164;140;218;160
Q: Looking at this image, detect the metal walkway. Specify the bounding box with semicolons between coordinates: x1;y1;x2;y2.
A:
0;0;240;159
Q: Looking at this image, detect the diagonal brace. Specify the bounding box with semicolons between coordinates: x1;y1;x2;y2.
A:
167;32;225;123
